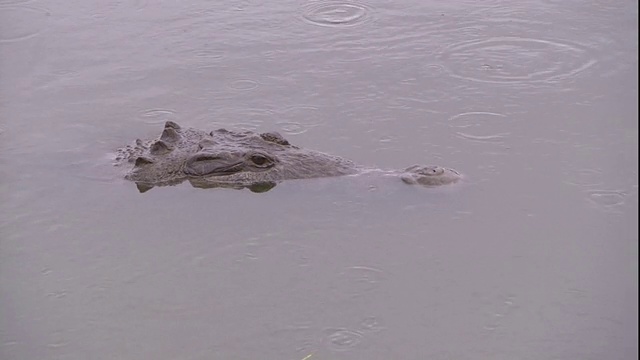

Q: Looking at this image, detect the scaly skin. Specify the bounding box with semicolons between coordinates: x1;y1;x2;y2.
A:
115;121;461;192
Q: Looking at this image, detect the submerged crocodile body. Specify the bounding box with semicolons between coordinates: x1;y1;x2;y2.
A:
116;121;461;192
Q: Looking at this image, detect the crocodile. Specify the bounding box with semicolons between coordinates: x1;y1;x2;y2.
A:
115;121;461;193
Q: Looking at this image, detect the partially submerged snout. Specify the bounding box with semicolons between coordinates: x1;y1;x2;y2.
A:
118;121;463;192
400;165;462;187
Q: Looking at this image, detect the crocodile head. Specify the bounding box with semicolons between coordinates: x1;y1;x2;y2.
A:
119;122;357;192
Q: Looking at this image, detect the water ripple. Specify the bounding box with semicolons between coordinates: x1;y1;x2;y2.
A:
437;37;597;84
275;105;323;135
483;294;517;331
214;108;276;131
188;47;227;70
300;1;374;28
448;112;512;144
422;64;447;78
0;0;32;5
357;316;384;333
0;6;49;43
563;168;605;187
323;328;363;351
331;265;385;298
586;190;627;210
227;79;260;92
138;108;178;125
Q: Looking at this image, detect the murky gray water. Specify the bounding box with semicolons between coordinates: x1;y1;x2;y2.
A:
1;0;638;359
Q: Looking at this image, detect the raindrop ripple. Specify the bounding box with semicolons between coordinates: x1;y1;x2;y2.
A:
301;1;373;28
438;37;597;84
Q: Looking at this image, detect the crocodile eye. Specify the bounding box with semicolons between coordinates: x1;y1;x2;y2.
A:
250;154;269;166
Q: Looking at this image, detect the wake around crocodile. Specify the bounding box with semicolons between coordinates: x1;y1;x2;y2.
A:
115;121;462;193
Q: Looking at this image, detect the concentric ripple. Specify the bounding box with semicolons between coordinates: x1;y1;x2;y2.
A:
586;190;627;209
275;105;323;135
138;109;177;125
227;79;259;91
448;112;511;144
357;317;384;333
189;48;226;69
301;1;373;27
323;328;363;351
438;37;596;84
0;6;49;43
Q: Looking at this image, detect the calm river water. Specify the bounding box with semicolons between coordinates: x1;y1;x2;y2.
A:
1;0;638;359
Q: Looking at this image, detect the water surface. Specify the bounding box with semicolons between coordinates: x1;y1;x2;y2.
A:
1;0;637;359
